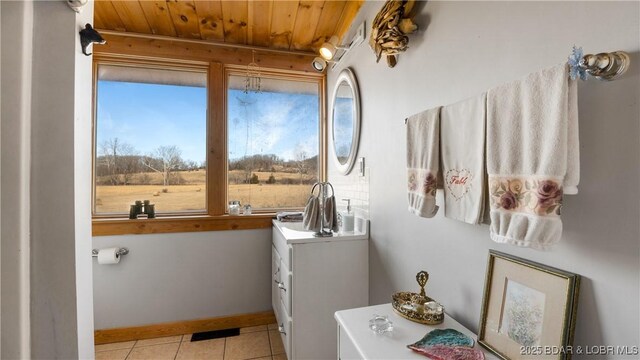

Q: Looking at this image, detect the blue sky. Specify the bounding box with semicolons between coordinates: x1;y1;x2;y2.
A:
227;89;319;161
97;81;319;163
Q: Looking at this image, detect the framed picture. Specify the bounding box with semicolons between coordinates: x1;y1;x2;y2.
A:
478;251;580;360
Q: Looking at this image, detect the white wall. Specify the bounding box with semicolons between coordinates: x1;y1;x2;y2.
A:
30;1;95;358
329;1;639;357
93;229;272;329
1;1;33;358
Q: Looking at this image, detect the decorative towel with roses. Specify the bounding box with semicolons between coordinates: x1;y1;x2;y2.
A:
486;63;579;250
440;94;488;224
406;107;442;218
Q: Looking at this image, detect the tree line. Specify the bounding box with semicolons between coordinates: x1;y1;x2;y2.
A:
96;138;318;186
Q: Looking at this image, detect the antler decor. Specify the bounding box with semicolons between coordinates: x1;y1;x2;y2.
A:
369;0;418;68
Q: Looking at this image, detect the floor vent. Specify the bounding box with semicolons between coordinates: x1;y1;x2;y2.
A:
189;328;240;342
191;328;240;341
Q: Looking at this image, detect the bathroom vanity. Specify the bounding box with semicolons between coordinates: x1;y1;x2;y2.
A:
272;219;369;360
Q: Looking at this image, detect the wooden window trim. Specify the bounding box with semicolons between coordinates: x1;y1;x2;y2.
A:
91;43;326;236
92;214;275;236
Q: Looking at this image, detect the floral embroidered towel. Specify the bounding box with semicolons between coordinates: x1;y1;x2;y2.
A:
440;94;487;224
406;107;441;218
486;63;579;250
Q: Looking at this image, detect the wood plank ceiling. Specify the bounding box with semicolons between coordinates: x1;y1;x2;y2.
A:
94;1;363;53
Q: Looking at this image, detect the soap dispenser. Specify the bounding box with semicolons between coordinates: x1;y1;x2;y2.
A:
339;199;355;233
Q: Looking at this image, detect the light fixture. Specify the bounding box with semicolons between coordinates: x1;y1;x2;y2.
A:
312;23;366;72
312;57;329;72
319;36;347;61
244;50;261;94
79;24;106;56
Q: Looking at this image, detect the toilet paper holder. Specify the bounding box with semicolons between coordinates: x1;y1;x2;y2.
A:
92;248;129;257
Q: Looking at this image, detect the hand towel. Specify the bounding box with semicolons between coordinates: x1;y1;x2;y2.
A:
303;195;320;231
486;63;579;250
406;107;441;218
276;211;303;222
440;94;487;224
323;196;339;232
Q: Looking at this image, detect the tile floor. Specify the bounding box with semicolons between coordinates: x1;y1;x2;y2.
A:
95;324;286;360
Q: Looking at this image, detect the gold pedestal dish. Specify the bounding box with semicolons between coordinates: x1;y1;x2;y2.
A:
391;271;445;325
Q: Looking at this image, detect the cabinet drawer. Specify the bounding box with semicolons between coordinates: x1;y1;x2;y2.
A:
272;246;281;309
273;297;292;360
278;264;292;317
272;227;292;269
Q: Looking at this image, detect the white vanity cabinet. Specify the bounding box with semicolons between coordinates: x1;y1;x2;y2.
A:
335;304;499;360
271;220;369;360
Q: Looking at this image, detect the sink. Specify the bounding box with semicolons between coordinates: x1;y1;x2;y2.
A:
273;218;369;244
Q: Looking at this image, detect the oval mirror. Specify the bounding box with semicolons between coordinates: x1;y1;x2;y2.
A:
331;68;361;175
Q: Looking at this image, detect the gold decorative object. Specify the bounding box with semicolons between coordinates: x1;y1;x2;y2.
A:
392;270;445;325
369;0;418;68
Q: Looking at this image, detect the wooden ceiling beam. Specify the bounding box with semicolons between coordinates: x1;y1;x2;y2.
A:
94;32;320;75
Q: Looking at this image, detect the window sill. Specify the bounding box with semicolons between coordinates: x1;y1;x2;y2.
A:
92;214;275;236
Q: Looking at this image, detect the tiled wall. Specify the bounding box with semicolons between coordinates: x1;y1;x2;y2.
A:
329;166;370;220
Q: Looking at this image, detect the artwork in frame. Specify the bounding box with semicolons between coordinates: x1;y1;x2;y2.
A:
478;251;580;360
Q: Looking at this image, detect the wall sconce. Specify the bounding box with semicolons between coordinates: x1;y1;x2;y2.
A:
79;24;106;56
312;23;365;72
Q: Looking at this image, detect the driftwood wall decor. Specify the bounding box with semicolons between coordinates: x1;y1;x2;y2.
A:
369;0;418;68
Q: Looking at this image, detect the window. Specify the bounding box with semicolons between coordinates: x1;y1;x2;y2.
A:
227;73;321;210
94;64;208;215
92;58;325;232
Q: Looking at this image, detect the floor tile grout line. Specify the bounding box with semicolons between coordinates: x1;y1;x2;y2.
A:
132;339;182;349
123;343;134;360
267;329;273;356
173;339;182;360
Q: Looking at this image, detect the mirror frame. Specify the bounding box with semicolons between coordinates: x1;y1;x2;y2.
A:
330;68;361;175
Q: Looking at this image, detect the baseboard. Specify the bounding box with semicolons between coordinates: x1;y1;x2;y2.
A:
94;310;276;345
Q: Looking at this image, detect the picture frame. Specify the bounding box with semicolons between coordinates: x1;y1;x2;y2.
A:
478;250;580;360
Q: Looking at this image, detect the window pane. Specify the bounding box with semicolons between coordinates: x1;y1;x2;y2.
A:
227;75;320;210
94;65;207;215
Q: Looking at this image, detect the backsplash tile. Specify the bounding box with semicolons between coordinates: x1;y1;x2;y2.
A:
329;166;370;220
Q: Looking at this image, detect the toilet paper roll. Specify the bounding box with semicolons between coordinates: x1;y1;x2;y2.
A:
97;247;121;265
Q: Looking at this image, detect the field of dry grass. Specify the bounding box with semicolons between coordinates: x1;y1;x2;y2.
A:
95;170;313;213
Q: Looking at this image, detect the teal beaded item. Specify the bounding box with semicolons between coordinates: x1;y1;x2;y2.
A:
408;328;475;348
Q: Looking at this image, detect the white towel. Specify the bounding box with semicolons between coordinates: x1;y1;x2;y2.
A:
406;107;441;218
440;94;487;224
486;63;579;250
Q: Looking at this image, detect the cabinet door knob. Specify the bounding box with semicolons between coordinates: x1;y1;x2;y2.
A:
277;282;287;292
278;324;286;335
